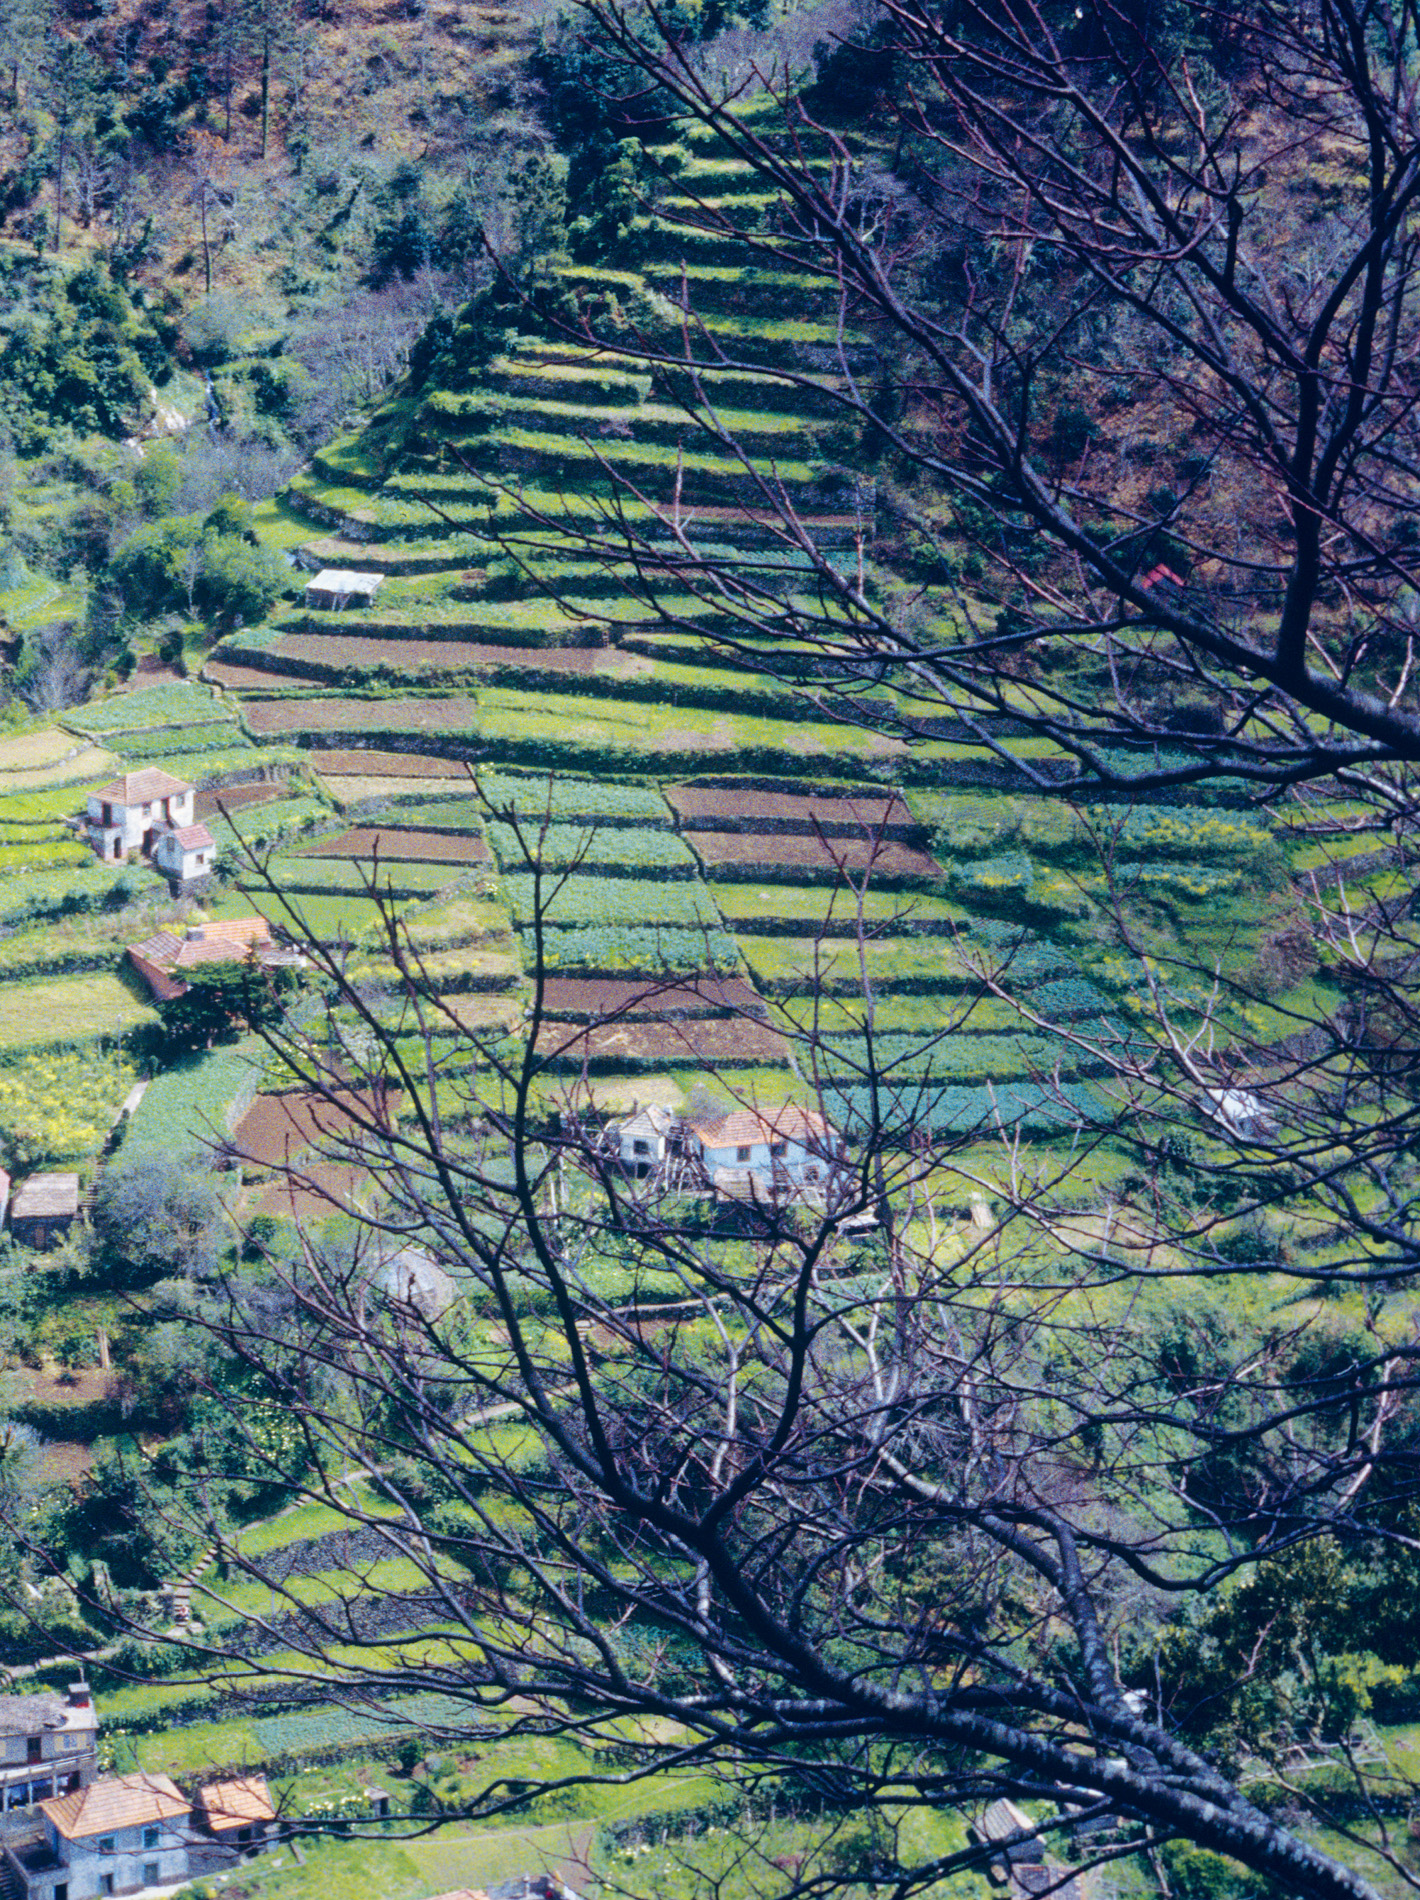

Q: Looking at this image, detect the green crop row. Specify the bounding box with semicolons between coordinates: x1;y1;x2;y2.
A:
487;822;696;877
710;883;967;935
0;837;92;872
817;1030;1085;1085
821;1077;1105;1138
505;873;721;931
0;861;166;928
477;772;671;827
109;720;245;762
64;682;229;735
263;857;461;898
525;924;740;976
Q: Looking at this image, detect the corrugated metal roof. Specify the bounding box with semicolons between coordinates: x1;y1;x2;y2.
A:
306;568;383;594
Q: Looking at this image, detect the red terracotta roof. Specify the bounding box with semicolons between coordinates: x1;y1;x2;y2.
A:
91;768;193;805
167;823;216;850
42;1772;189;1840
129;917;273;973
198;1776;276;1829
688;1105;830;1149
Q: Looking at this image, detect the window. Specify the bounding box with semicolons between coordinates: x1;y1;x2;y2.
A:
632;1140;648;1156
142;803;151;816
237;1826;253;1845
736;1145;751;1162
143;1826;160;1849
61;1736;75;1751
769;1141;786;1158
143;1863;160;1886
97;1835;115;1855
26;1736;41;1764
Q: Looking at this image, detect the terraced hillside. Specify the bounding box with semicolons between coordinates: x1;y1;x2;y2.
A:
200;93;1344;1139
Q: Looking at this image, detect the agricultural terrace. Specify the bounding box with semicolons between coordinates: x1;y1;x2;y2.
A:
0;67;1402;1900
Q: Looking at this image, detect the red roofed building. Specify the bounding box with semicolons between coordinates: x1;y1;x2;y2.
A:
151;821;216;887
128;916;304;1003
684;1103;838;1201
12;1771;193;1896
85;769;195;863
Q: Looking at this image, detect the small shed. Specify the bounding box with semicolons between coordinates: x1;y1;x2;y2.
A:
618;1103;674;1177
196;1775;277;1848
304;568;384;611
10;1174;80;1251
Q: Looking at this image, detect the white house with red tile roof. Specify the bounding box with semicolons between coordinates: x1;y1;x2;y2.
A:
684;1104;838;1199
85;769;194;863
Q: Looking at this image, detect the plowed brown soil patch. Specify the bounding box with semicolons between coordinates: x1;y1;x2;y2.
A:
669;785;914;832
247;1163;371;1222
303;826;490;864
244;697;478;733
311;750;478;778
265;635;648;678
690;832;942;878
230;1088;395;1170
541;975;764;1019
204;662;297;692
196;781;286;819
432;995;523;1033
536;1016;788;1066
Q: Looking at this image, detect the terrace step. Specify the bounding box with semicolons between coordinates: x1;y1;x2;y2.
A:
561;259;838;322
419;442;841;512
294;536;487;576
418;392;826;457
481;354;845;417
489;492;873;549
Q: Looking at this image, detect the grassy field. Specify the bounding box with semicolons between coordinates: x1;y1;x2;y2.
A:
0;969;159;1049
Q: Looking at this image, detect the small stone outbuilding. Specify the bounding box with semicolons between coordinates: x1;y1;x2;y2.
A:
375;1245;458;1320
10;1176;80;1251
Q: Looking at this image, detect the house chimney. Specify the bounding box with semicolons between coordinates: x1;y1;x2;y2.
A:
185;924;206;942
66;1682;90;1710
